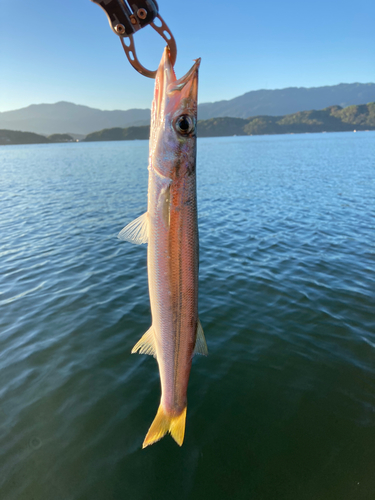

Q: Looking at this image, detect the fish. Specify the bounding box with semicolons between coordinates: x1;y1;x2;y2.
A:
118;47;207;448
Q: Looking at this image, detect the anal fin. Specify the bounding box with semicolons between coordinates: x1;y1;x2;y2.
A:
131;326;156;358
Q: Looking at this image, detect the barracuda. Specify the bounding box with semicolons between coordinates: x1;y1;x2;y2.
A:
119;48;207;448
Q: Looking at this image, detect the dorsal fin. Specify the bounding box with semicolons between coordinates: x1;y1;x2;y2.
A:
194;319;208;356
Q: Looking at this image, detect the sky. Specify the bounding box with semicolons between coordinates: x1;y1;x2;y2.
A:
0;0;374;112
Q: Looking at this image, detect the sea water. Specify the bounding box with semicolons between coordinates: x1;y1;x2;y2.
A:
0;132;375;499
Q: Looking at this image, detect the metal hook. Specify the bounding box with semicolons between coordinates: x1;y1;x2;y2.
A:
119;14;177;78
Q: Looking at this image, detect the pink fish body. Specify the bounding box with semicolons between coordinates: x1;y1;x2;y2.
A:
119;48;207;448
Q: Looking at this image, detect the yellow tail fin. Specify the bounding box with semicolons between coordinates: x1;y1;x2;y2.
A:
142;404;187;448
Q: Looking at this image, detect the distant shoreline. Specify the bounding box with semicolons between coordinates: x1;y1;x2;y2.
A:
1;102;374;146
1;129;374;147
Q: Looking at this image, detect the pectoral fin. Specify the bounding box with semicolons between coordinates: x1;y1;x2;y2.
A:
193;319;208;356
118;212;148;244
131;326;157;358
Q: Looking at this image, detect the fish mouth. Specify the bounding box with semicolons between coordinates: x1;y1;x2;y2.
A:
157;47;176;102
153;47;175;124
168;56;200;104
153;48;200;124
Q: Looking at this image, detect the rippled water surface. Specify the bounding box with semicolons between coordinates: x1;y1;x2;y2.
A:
1;132;375;500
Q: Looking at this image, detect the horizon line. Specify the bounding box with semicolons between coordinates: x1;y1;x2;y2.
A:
1;82;374;114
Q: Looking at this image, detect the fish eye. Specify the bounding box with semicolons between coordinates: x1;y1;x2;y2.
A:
174;115;195;135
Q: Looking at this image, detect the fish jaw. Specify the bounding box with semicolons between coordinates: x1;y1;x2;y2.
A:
150;47;176;145
150;47;200;180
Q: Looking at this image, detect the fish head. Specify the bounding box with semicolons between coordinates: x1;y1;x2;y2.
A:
150;47;200;179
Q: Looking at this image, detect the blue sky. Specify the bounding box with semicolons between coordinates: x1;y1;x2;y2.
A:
0;0;374;112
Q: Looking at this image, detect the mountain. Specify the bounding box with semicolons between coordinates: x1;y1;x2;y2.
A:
198;83;375;119
0;130;75;145
0;102;150;136
199;103;375;136
1;103;374;145
84;126;150;142
0;130;50;145
84;102;375;142
1;84;374;135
